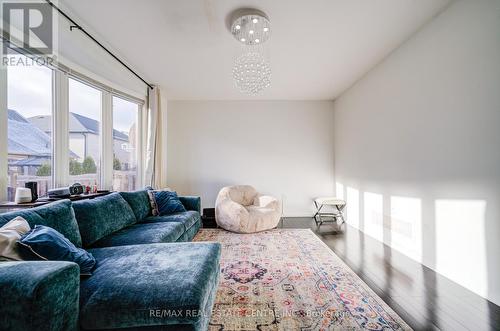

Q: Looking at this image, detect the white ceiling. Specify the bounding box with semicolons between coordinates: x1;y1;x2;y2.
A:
59;0;451;100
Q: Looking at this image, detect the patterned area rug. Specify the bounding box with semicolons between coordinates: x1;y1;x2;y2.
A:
194;229;412;331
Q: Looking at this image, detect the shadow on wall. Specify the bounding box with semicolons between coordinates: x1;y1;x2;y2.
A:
336;181;494;308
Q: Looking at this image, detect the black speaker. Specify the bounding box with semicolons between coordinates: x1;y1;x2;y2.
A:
69;183;84;195
25;182;38;202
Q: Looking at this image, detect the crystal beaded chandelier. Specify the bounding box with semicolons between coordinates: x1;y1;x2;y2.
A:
230;9;271;95
232;51;271;95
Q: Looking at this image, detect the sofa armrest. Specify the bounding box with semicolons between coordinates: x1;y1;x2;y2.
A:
0;261;80;331
179;196;201;213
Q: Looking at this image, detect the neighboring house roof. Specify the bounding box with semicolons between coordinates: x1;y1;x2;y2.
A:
8;109;51;157
71;112;99;134
28;113;129;141
8;109;78;160
8;109;29;123
9;157;48;167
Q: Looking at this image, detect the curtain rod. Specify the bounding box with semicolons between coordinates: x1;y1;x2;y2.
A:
44;0;154;90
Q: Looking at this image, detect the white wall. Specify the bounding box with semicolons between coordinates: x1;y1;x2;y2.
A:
167;101;334;217
333;0;500;305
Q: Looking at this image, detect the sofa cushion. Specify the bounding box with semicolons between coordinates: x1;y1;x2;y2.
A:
119;190;151;221
0;200;82;247
176;218;201;243
90;222;185;248
18;225;96;275
81;243;221;330
148;190;186;216
143;211;200;232
178;196;201;213
73;193;136;247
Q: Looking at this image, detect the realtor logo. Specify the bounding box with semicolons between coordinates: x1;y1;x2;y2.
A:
2;1;53;55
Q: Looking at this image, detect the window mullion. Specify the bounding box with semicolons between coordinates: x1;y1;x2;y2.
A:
52;70;69;188
101;92;113;190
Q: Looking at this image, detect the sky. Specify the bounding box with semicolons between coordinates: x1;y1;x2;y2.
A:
7;56;139;134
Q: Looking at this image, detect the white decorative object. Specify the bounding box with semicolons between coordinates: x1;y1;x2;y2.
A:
215;185;281;233
230;8;272;95
232;51;271;95
14;187;32;204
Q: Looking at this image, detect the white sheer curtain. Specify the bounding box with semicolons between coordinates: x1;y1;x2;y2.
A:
144;86;167;188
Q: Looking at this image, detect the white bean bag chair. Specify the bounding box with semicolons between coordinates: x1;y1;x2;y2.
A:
215;185;281;233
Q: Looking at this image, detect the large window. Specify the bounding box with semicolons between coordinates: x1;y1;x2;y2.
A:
112;96;139;192
68;78;102;188
6;57;53;201
3;58;144;200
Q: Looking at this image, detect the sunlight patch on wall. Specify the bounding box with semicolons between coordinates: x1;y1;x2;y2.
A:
389;196;422;262
346;187;360;229
435;199;487;298
364;192;383;241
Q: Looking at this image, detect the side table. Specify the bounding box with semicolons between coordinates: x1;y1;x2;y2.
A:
201;208;217;228
313;197;346;227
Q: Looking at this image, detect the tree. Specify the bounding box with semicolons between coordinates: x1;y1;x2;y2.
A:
69;159;83;175
113;155;122;171
36;163;51;176
81;156;97;174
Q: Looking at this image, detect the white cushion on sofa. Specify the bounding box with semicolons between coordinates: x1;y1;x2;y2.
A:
0;216;30;261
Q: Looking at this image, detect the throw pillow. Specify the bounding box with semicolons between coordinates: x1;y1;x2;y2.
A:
18;225;96;275
147;190;186;216
0;216;30;261
145;186;173;191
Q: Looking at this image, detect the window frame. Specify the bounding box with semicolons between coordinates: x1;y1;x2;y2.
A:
4;62;56;198
67;75;105;188
1;61;146;199
111;95;143;192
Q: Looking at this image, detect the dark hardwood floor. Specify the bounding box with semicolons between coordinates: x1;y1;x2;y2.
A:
279;217;500;331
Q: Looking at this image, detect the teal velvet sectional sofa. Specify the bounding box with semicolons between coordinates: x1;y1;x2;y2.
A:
0;190;221;331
